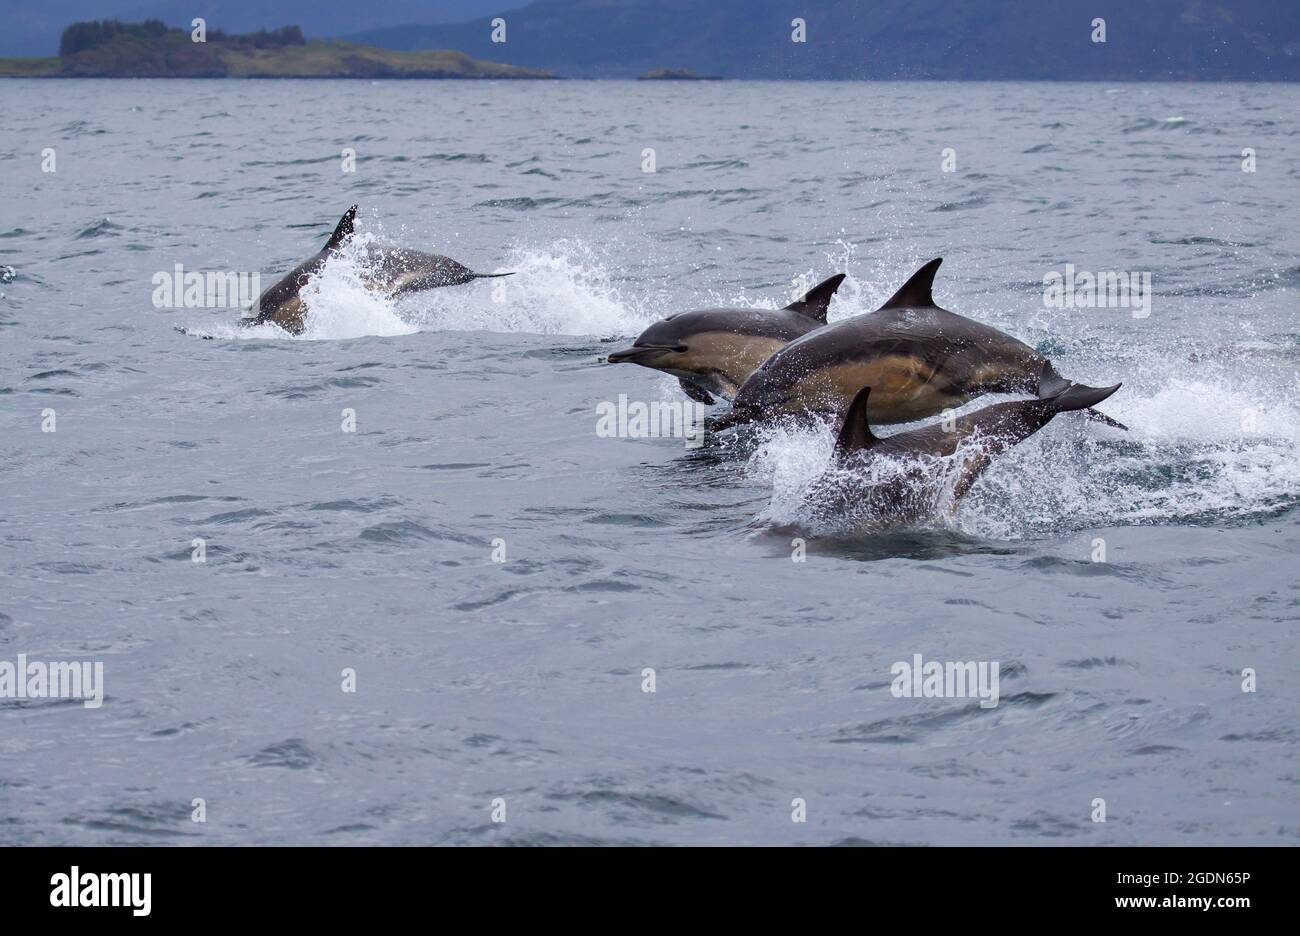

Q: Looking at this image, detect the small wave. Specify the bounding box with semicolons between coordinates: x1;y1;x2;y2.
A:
246;738;317;770
75;219;124;239
359;521;438;544
59;120;107;137
682;158;751;171
1123;116;1194;133
932;194;990;212
474;196;566;210
242;156;336;167
421;152;491;163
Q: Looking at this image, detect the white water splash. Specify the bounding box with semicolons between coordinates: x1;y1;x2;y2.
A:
752;373;1300;538
400;239;651;336
293;231;417;340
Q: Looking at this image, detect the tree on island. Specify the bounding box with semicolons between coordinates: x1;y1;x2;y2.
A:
58;20;306;57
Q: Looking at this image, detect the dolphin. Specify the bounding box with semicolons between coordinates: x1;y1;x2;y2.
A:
804;379;1122;529
606;273;845;404
711;258;1123;430
247;206;511;335
356;242;509;298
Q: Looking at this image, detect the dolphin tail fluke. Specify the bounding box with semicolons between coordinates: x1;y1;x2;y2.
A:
784;273;846;324
1037;362;1126;430
325;206;357;252
1043;382;1122;414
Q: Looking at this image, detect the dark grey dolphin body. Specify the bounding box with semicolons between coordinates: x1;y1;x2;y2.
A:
804;380;1121;529
247;206;510;335
606;274;846;404
713;258;1122;430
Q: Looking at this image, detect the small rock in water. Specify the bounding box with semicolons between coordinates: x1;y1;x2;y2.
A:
0;266;15;284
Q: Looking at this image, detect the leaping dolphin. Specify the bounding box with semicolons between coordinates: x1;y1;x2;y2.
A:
804;379;1122;529
607;273;845;404
246;206;511;335
712;258;1123;431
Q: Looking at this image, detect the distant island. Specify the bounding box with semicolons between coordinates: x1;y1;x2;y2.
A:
0;19;553;79
637;69;722;81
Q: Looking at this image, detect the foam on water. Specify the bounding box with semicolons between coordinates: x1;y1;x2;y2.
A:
292;230;419;340
399;239;652;336
749;419;840;528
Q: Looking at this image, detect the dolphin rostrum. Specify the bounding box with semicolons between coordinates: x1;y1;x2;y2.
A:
606;273;845;404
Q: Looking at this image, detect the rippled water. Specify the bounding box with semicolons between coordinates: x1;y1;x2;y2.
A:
1;80;1298;845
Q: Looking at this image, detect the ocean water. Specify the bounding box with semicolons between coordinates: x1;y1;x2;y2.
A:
1;79;1297;846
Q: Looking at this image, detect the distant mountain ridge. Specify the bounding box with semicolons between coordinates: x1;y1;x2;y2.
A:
350;0;1300;80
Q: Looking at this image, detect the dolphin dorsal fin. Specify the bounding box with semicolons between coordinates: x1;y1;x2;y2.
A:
325;206;357;252
880;258;942;309
835;386;880;456
784;273;846;323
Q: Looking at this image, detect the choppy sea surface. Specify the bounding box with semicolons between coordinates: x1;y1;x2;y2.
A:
1;80;1297;845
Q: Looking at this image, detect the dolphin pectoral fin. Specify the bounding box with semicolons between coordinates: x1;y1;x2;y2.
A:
835;387;881;457
325;206;357;252
880;258;942;309
678;379;715;405
784;273;846;324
